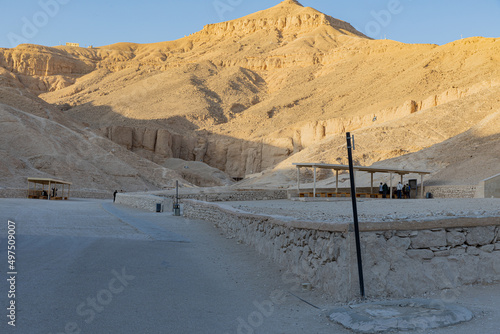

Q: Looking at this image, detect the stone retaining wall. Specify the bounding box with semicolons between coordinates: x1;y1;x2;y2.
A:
160;189;288;203
114;189;287;211
289;185;478;199
184;200;500;301
424;185;477;199
115;192;173;212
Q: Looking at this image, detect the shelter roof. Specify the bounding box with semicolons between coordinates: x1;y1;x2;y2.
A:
28;178;72;185
292;163;431;175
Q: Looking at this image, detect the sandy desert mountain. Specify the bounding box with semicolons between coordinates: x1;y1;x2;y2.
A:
1;0;499;192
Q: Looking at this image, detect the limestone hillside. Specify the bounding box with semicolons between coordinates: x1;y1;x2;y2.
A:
1;0;499;191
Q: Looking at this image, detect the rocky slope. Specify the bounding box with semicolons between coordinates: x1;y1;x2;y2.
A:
1;0;499;190
0;73;234;191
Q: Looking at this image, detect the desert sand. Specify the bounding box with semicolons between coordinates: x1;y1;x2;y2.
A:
1;0;499;193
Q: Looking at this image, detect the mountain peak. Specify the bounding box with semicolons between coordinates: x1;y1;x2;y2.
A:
201;0;367;39
280;0;303;6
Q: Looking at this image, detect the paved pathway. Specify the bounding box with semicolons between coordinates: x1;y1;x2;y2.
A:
0;198;499;333
0;199;333;333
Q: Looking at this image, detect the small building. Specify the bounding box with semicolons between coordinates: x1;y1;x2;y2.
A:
27;178;72;200
65;42;80;47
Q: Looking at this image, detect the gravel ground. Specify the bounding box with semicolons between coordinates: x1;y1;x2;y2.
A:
227;198;500;223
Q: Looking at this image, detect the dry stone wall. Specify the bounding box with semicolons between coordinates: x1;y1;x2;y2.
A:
361;226;500;298
115;190;287;212
425;186;477;199
172;190;287;202
184;200;500;301
115;192;172;212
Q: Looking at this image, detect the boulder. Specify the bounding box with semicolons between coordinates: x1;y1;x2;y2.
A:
407;249;434;260
410;230;447;249
447;230;466;247
466;226;495;246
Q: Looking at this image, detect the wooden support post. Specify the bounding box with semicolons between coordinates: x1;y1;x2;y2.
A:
336;169;339;194
297;167;300;191
313;166;317;198
370;173;374;194
421;174;424;199
389;173;393;199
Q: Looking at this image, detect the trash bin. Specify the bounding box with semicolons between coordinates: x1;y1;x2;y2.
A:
156;203;162;213
173;203;181;216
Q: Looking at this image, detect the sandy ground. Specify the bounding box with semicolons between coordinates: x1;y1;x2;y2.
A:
0;198;499;333
225;198;500;224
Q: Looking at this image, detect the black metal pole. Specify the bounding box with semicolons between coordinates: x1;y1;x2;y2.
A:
346;132;365;298
175;180;179;205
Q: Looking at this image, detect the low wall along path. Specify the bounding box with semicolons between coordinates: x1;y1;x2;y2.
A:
183;199;500;302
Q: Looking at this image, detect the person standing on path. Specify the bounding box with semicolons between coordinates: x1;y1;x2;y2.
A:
113;190;118;203
404;183;411;199
397;182;403;199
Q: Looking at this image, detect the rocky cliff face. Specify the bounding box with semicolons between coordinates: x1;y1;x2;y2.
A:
1;1;499;189
99;78;499;179
0;44;96;93
101;125;293;178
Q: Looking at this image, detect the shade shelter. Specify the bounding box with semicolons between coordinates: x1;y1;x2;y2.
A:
293;163;432;199
27;178;72;200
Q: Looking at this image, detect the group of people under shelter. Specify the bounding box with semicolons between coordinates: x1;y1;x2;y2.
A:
379;181;411;199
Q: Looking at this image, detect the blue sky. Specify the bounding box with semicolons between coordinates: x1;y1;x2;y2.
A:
1;0;499;48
